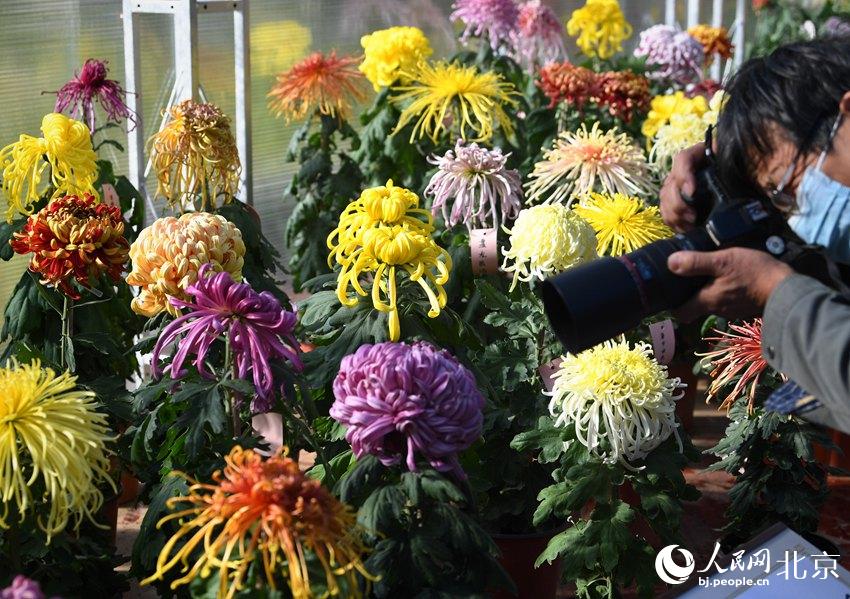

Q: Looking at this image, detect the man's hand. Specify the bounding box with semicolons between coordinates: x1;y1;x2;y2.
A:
667;248;794;321
660;142;706;232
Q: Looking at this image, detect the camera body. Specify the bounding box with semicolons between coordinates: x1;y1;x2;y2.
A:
542;167;803;354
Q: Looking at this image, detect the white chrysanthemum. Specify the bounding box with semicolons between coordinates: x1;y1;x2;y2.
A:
526;123;656;206
500;204;597;290
548;340;685;467
650;112;707;171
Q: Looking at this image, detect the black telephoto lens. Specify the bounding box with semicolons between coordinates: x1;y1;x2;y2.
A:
541;229;714;354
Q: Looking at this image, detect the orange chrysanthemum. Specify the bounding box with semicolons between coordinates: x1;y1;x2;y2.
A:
699;319;782;412
142;446;371;599
269;51;369;122
687;25;734;66
537;61;598;109
10;194;129;299
593;70;651;123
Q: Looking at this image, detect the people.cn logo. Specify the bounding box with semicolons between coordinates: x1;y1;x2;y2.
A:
655;544;696;585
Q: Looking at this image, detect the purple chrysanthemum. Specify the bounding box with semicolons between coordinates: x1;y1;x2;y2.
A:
53;59;134;133
634;25;704;87
511;0;566;69
330;341;484;478
0;576;46;599
425;140;522;230
824;16;850;37
152;264;302;413
451;0;520;50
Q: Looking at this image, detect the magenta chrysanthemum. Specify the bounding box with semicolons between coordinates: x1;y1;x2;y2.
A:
0;576;45;599
330;342;484;478
511;0;566;69
634;25;704;87
425;140;522;230
53;59;134;133
451;0;520;50
152;264;302;412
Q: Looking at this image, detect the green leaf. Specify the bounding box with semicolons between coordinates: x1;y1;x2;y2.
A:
358;484;407;532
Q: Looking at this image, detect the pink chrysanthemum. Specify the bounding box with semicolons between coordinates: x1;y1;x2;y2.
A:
152;264;302;413
425;140;522;230
511;0;566;69
634;25;704;87
52;59;134;133
451;0;520;50
700;319;782;412
330;341;484;478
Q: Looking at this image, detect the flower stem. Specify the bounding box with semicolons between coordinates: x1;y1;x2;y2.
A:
223;334;242;437
60;295;74;371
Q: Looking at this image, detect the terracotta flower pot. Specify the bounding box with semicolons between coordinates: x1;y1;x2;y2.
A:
118;470;141;505
98;488;121;548
491;529;564;599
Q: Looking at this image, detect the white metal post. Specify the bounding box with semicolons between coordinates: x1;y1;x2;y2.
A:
122;0;146;201
173;0;199;103
686;0;700;28
734;0;747;67
665;0;676;26
234;1;252;204
711;0;724;80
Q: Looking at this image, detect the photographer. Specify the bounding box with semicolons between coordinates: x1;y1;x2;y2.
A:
660;37;850;410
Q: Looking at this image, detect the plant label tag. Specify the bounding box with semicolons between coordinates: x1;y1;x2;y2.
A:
539;358;563;392
649;319;675;365
470;228;499;276
102;183;120;208
251;412;283;455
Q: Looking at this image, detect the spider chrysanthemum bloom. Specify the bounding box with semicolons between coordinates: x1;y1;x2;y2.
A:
650;112;708;170
641;90;708;140
699;319;776;412
526;123;655;205
392;61;519;143
149;99;241;211
53;58;134;133
152;265;301;412
328;179;434;265
330;341;484;478
127;212;246;317
268;51;369;122
511;0;566;69
425;140;522;230
10;194;129;299
593;70;651;123
0;113;98;222
687;24;734;66
142;446;370;599
548;340;684;467
0;360;113;541
359;26;433;91
634;24;704;87
573;192;672;257
501;204;597;290
336;224;451;341
537;61;598;110
566;0;632;60
451;0;519;50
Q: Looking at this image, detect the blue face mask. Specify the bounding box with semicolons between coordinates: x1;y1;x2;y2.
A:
787;116;850;263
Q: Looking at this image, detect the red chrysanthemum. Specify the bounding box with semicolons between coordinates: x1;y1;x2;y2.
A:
593;70;651;123
268;50;369;122
10;194;129;299
537;61;598;110
700;319;781;412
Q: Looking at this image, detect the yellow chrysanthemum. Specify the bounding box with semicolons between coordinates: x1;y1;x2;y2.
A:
501;204;597;291
0;113;99;222
359;26;433;91
573;192;672;257
703;89;726;127
142;446;371;599
149;99;241;211
526;123;656;206
641;91;708;141
566;0;632;60
650;112;709;170
0;360;113;541
127;212;246;317
548;340;684;467
328;180;433;266
392;61;519;143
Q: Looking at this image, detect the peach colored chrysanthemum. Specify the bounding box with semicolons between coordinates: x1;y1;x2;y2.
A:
526;123;655;205
142;447;371;599
268;51;369;122
126;212;245;317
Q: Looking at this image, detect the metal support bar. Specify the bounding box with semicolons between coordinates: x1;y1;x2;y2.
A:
121;0;252;207
686;0;700;28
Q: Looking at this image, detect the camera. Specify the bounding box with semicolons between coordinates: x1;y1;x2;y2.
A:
541;166;800;354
